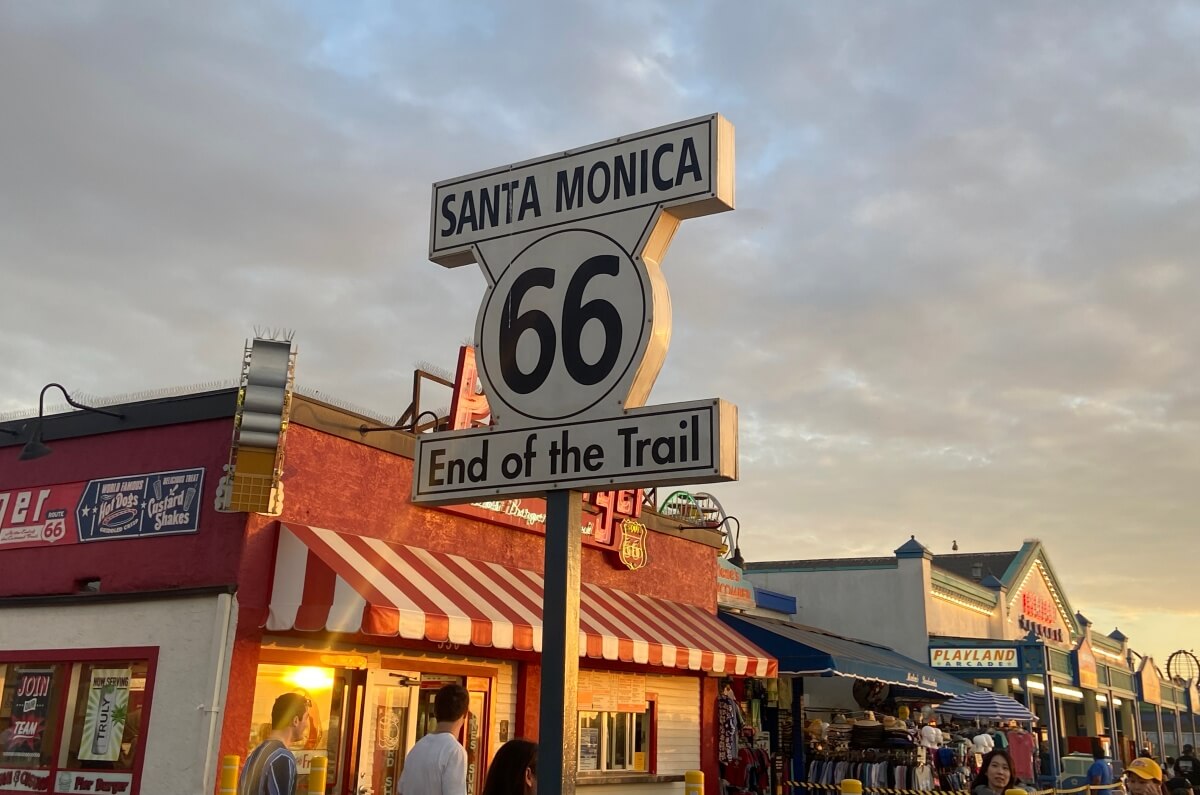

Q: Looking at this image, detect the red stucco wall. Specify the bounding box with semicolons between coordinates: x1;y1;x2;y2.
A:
235;425;717;614
0;420;244;596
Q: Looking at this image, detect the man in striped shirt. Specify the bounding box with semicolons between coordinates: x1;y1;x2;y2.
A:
239;693;308;795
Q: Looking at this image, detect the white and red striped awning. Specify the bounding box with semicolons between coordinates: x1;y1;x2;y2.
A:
267;524;776;677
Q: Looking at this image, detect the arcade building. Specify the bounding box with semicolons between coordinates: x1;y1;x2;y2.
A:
745;538;1200;779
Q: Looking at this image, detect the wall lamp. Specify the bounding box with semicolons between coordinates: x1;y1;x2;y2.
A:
358;410;443;436
18;383;125;461
720;516;744;568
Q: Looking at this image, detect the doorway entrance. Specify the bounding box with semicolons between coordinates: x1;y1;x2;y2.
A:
350;670;491;795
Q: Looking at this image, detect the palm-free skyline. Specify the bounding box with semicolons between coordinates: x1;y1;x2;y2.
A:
1;2;1196;665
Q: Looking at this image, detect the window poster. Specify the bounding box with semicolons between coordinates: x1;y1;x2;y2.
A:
78;668;131;762
4;668;55;758
579;728;599;771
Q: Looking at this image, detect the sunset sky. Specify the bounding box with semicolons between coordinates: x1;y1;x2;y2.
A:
1;2;1196;666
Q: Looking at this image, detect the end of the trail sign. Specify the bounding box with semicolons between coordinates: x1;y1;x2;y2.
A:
413;113;740;505
412;399;737;506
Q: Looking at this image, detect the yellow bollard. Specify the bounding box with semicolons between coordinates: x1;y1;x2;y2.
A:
307;755;328;795
685;769;704;795
219;755;240;795
841;778;863;795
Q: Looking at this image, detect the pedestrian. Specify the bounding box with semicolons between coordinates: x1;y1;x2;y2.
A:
1087;747;1114;795
971;749;1019;795
397;684;470;795
1124;757;1165;795
1165;773;1194;795
481;738;537;795
239;692;307;795
1176;746;1200;788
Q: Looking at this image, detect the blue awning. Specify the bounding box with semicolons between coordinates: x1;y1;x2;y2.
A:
720;612;979;698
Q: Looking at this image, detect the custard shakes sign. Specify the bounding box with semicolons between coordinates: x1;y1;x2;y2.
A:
0;468;204;550
414;115;739;504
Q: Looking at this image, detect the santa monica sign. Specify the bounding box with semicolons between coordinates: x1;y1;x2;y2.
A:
413;115;739;504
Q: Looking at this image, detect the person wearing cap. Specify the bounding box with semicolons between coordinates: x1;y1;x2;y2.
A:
1176;745;1200;787
1125;757;1165;795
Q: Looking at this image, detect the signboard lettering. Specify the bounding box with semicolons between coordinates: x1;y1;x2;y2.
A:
0;768;51;792
77;468;204;542
431;118;719;259
414;114;738;502
414;399;734;504
717;557;756;610
53;771;132;794
439;489;642;550
1010;563;1069;645
930;647;1021;670
0;468;206;550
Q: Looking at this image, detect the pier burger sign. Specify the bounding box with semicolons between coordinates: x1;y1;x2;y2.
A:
413;115;739;504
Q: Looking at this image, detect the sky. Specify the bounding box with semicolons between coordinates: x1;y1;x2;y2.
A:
1;2;1197;667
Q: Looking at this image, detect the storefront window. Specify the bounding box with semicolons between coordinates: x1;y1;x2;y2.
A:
577;708;650;773
251;664;346;790
1140;704;1160;755
1162;710;1179;758
0;654;154;795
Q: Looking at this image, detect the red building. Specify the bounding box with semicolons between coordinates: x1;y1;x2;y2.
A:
0;385;773;795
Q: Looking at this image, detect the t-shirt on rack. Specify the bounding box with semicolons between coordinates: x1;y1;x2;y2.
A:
805;758;938;790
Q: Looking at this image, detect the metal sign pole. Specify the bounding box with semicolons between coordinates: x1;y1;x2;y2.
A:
538;489;582;793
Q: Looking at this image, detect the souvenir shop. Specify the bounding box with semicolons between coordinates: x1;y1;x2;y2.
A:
742;536;1161;781
718;605;979;795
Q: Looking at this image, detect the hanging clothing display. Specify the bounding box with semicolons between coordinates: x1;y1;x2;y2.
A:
1007;728;1037;782
718;687;744;765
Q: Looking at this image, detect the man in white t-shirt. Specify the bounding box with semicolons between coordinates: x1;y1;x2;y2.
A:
398;684;470;795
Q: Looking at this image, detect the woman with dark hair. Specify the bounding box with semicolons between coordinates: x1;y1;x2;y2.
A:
482;738;537;795
971;749;1020;795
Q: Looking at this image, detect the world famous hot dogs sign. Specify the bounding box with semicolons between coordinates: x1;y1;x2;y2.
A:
0;467;204;550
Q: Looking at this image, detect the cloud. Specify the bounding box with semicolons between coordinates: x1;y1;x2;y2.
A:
0;0;1196;662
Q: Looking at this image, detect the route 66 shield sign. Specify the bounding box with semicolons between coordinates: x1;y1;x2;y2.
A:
618;519;648;571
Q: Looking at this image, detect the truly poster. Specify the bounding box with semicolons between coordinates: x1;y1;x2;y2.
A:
4;668;55;758
77;669;131;762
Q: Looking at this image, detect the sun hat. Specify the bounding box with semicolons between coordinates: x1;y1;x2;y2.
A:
1126;758;1163;782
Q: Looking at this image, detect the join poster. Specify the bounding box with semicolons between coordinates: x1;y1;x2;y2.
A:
3;668;55;759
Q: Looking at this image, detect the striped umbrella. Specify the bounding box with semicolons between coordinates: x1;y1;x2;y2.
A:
934;690;1038;722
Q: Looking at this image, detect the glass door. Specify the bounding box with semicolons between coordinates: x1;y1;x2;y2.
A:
355;669;419;795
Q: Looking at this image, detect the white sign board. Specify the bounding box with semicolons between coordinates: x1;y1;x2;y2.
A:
414;114;738;502
413;399;736;505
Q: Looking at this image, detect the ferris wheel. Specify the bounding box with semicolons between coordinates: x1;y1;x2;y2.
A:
1167;650;1200;683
